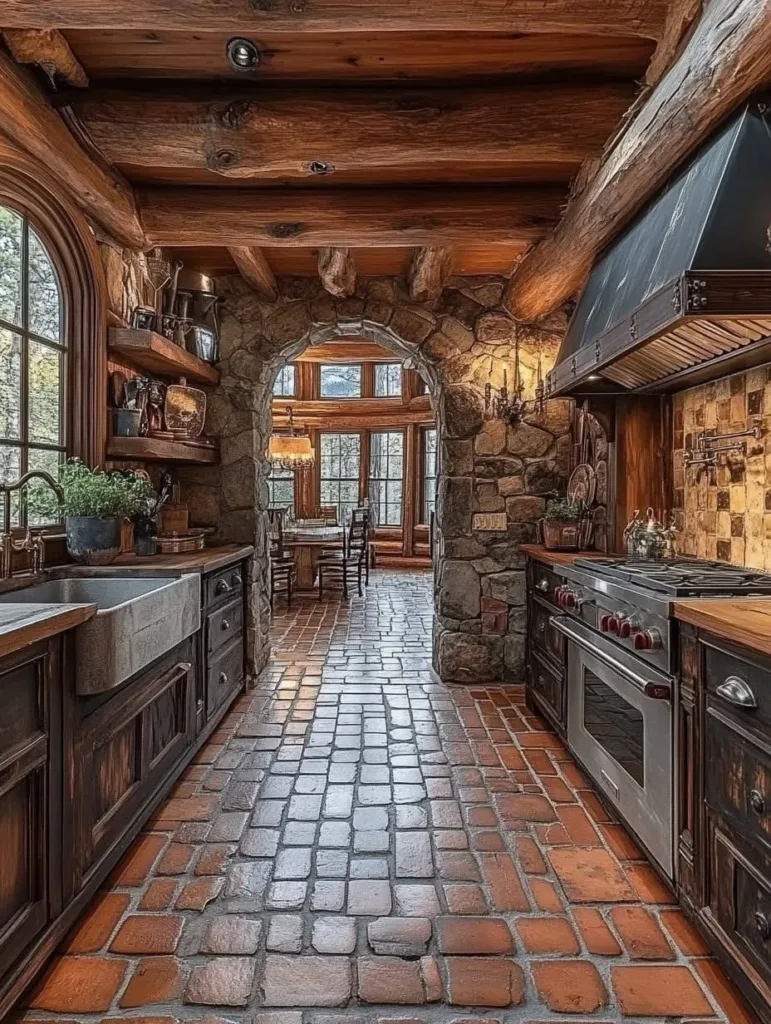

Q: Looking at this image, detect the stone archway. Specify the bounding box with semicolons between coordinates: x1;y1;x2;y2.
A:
181;275;572;684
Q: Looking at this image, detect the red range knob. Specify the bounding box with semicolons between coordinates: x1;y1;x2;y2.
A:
563;591;577;610
607;616;620;634
617;619;632;639
634;629;662;652
599;614;613;632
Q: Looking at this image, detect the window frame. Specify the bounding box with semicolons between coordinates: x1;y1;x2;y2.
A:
272;364;296;398
0;201;68;529
319;363;363;400
317;431;363;524
421;426;438;526
267;462;296;514
373;362;403;399
368;429;405;528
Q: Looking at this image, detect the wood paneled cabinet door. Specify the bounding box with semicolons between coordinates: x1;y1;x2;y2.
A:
0;639;61;978
71;641;196;891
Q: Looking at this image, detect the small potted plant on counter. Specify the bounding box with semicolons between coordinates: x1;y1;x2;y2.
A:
539;496;593;552
32;460;153;565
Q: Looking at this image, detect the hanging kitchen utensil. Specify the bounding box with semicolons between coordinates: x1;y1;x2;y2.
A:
144;248;172;333
164;260;184;315
567;463;597;506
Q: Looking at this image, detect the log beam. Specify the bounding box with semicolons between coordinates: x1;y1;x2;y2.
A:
3;28;88;87
503;0;771;322
408;247;452;302
63;82;636;183
137;186;564;248
228;246;277;300
0;50;143;247
318;247;357;298
0;1;668;38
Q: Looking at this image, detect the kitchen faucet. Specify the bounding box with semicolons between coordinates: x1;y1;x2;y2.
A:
0;470;65;579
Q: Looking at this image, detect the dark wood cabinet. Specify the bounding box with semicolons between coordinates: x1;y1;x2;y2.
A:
70;642;196;892
0;640;60;980
525;557;567;735
0;555;249;1020
676;624;771;1023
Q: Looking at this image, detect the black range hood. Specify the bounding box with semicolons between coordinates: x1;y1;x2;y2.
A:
547;97;771;397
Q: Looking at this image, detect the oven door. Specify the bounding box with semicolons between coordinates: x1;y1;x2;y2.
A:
551;615;674;879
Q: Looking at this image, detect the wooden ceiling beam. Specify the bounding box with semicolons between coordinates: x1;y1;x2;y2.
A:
0;50;143;247
63;82;636;183
137;185;564;248
0;1;667;38
318;247;357;298
408;247;452;302
502;0;771;322
2;28;88;87
228;245;277;300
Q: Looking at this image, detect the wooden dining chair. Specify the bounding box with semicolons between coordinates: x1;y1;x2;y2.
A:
268;508;296;606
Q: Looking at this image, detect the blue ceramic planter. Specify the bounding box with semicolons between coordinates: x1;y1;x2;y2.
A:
65;516;121;565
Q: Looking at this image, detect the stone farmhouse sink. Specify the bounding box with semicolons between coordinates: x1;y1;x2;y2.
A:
0;575;200;694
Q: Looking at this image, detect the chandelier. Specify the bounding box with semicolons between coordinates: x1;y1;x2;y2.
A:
269;407;315;470
485;337;545;425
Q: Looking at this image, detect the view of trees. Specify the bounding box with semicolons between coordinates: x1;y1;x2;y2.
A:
0;205;65;526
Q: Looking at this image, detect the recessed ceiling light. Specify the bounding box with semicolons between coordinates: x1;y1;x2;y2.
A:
227;37;261;72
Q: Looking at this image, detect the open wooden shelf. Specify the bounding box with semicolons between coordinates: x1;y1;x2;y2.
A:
107;436;218;464
108;327;219;386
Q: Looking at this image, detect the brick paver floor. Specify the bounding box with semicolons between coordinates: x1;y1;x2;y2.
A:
23;569;756;1023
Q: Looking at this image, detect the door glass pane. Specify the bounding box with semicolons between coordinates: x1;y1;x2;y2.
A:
0;329;22;440
28;229;62;342
423;428;438;523
0;207;23;329
369;430;404;526
583;670;645;785
319;432;360;524
28;340;62;445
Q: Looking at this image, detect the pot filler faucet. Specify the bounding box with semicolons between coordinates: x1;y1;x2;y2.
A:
0;471;65;579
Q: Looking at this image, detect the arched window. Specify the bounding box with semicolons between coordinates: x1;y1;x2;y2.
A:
0;204;67;525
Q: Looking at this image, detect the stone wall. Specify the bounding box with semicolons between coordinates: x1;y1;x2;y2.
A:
180;275;572;683
672;363;771;568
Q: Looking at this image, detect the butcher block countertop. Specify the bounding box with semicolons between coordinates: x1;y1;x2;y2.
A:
675;598;771;658
0;602;96;660
520;544;607;567
59;544;254;576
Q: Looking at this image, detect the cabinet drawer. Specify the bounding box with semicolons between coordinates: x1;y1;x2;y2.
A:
706;642;771;733
711;824;771;991
207;638;244;716
529;649;564;725
705;712;771;855
207;598;243;657
205;564;245;610
529;563;563;609
531;597;565;667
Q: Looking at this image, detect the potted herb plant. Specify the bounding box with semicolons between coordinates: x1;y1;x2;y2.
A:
33;460;153;565
540;496;592;552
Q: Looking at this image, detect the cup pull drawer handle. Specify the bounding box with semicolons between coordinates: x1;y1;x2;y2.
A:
755;912;771;941
232;573;243;585
219;672;228;686
749;789;766;815
716;675;758;709
215;578;231;595
221;619;230;631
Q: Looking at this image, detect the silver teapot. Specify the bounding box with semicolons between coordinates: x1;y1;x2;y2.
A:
623;507;676;561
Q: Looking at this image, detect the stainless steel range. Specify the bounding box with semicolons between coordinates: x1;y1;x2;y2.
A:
548;557;771;880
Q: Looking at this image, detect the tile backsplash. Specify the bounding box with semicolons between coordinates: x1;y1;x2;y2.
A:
672;364;771;568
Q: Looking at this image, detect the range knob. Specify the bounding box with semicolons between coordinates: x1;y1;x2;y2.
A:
617;618;632;639
634;628;663;652
562;590;578;610
599;614;613;632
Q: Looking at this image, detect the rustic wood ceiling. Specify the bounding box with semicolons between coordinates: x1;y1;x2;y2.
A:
0;1;676;292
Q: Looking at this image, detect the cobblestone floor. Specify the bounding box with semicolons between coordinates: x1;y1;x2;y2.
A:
23;569;755;1023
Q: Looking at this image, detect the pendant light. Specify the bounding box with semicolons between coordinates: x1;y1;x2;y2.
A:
269;407;315;470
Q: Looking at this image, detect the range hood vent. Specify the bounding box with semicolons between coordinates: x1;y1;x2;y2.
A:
548;97;771;397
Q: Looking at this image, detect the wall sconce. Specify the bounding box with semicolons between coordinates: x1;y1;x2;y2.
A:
268;407;315;471
485;338;545;425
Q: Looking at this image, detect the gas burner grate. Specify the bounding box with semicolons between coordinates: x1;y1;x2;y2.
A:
573;557;771;596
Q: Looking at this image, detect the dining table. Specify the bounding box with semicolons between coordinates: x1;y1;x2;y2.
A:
282;523;345;590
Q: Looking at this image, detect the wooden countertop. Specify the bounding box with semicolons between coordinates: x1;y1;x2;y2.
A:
675;598;771;658
520;544;608;568
62;544;254;576
0;603;96;660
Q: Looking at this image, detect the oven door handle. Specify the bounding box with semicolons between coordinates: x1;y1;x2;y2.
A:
549;614;671;702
